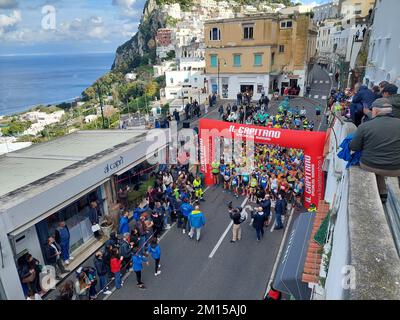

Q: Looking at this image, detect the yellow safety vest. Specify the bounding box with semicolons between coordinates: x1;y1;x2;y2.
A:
193;179;201;189
250;178;258;187
211;162;220;173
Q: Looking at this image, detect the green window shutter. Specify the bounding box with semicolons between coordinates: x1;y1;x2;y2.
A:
233;54;241;67
254;54;262;66
210;55;217;68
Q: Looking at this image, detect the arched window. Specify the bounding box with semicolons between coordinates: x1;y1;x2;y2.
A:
210;27;221;41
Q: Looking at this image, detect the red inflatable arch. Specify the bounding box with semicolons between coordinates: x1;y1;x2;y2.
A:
199;119;327;209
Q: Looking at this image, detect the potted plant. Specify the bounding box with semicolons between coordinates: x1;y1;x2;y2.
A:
100;215;114;238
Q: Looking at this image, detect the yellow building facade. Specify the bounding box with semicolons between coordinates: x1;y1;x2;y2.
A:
340;0;376;19
204;13;317;99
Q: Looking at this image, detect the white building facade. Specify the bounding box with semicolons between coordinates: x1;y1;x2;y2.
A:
364;0;400;88
164;70;205;100
313;1;340;23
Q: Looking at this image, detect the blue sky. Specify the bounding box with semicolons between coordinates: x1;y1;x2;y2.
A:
0;0;330;55
0;0;147;55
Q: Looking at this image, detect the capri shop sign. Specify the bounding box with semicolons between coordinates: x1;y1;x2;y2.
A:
104;156;124;174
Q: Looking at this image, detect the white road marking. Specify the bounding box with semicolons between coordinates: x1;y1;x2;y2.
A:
322;95;327;100
314;95;319;99
320;80;323;83
314;80;318;84
208;197;248;258
104;186;212;300
325;80;330;84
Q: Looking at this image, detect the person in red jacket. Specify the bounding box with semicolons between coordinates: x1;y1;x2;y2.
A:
110;248;124;289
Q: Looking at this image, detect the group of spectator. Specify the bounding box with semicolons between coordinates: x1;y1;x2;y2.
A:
51;165;207;299
331;81;400;203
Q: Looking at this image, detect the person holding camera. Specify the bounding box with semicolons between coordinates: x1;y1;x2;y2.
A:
228;203;245;243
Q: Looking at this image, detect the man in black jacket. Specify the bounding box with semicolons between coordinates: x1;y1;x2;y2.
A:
251;207;267;242
94;251;111;295
229;207;244;243
119;233;133;271
44;237;69;280
260;194;272;226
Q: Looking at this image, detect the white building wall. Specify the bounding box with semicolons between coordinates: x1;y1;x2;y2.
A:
207;74;270;100
364;0;400;88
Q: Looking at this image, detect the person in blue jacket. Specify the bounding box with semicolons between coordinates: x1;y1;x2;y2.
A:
179;198;193;234
188;205;206;241
132;248;149;289
148;238;161;276
133;202;149;222
55;221;73;265
350;84;377;126
118;210;134;235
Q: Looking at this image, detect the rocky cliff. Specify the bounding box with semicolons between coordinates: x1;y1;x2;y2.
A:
112;0;166;72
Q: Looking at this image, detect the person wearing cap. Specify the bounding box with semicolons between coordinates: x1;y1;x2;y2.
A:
382;83;400;119
350;98;400;202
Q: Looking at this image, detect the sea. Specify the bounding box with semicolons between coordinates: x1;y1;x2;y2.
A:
0;52;115;116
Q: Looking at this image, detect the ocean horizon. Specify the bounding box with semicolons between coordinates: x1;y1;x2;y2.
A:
0;52;115;116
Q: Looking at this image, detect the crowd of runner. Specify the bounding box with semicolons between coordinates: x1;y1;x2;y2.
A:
218;96;320;131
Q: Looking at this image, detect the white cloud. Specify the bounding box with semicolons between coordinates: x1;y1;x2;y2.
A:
0;10;21;37
112;0;141;18
0;0;18;9
121;22;138;37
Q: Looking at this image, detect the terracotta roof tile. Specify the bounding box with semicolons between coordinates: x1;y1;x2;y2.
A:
302;274;319;284
302;201;330;284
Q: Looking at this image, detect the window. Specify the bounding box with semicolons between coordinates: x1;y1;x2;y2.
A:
279;45;285;53
280;20;293;28
271;52;275;66
254;54;262;66
233;54;241;67
210;27;221;41
243;25;254;39
210;54;217;68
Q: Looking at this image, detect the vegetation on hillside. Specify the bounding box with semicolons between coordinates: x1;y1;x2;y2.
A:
1;119;32;136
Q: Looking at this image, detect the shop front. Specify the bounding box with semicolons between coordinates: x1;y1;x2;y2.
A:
35;186;105;262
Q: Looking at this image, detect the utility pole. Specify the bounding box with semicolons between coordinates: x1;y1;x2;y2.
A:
96;83;106;129
217;58;226;99
217;59;220;98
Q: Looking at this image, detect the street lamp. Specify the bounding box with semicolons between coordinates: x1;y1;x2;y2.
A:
95;83;106;129
217;57;227;98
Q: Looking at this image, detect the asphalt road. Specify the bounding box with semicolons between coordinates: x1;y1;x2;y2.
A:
43;69;329;300
109;185;284;300
107;67;331;300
